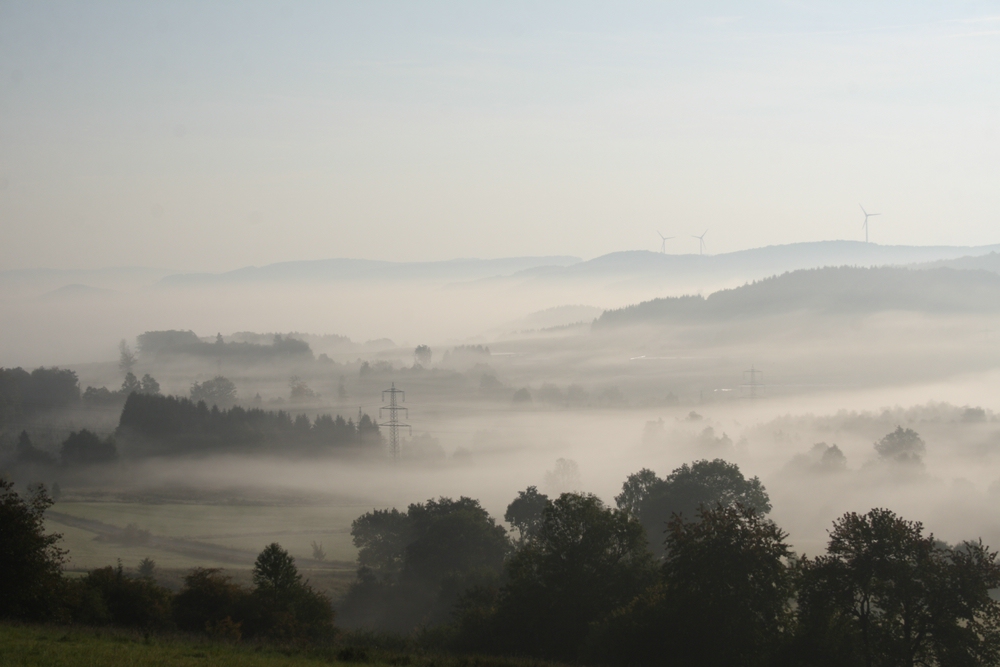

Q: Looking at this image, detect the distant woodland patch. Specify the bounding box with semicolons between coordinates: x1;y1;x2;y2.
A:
116;393;382;457
137;330;313;362
594;266;1000;327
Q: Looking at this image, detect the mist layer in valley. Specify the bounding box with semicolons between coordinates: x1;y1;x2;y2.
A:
4;247;1000;573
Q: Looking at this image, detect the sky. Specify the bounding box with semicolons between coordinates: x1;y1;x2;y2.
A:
1;1;998;272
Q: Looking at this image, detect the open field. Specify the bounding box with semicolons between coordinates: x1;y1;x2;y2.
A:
0;624;561;667
44;500;364;599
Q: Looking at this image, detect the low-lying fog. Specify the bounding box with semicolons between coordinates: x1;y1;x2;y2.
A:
6;251;1000;565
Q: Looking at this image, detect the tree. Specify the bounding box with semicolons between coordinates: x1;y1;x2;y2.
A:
173;567;246;635
619;459;771;556
289;376;315;400
139;374;160;395
615;468;660;515
0;480;66;620
75;561;173;629
190;376;237;407
414;345;432;365
590;503;793;667
248;543;334;641
344;497;509;631
15;431;56;466
118;339;137;376
505;486;549;544
253;543;302;602
137;557;156;580
512;387;532;404
480;493;655;659
60;429;117;465
874;426;925;465
799;508;1000;667
121;372;141;395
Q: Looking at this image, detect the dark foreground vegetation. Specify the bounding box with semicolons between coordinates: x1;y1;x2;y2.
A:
5;449;1000;667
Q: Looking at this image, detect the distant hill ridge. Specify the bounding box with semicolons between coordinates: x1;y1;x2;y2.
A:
526;241;1000;284
593;266;1000;327
157;256;582;286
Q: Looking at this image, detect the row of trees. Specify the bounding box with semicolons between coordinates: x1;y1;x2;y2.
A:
341;459;1000;666
0;479;333;640
116;393;382;456
136;330;313;362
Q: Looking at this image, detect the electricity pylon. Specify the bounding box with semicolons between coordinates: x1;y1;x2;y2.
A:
380;383;411;461
741;366;764;399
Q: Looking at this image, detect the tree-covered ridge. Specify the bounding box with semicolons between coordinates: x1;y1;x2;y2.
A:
116;393;381;456
594;266;1000;327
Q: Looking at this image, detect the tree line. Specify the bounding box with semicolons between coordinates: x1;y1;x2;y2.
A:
115;393;382;456
4;452;999;664
340;458;1000;666
136;330;313;363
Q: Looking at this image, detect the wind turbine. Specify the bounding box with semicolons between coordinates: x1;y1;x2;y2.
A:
860;205;880;243
656;231;674;254
692;230;708;256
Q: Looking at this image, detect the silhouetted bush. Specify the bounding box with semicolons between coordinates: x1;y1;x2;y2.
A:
70;562;173;629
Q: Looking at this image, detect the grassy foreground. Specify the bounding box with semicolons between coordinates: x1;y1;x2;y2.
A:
0;624;347;667
0;624;557;667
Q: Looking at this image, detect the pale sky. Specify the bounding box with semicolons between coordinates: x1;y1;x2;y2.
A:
1;1;998;271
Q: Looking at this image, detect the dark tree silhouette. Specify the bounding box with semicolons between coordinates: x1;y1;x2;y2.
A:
0;481;66;620
504;486;549;544
253;543;302;601
874;426;926;465
590;503;792;667
60;429;117;465
618;459;771;555
344;497;509;631
799;508;1000;667
190;376;237;407
480;493;655;659
15;431;56;466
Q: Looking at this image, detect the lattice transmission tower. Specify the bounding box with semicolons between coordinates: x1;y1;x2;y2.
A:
380;383;411;461
741;366;764;399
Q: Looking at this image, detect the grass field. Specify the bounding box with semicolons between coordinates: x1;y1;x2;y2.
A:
48;501;364;565
0;624;559;667
44;500;367;599
0;624;349;667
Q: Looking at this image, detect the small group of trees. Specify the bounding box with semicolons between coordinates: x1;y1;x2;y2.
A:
116;392;382;456
14;429;117;468
0;479;333;640
82;372;161;407
340;497;509;631
0;367;81;426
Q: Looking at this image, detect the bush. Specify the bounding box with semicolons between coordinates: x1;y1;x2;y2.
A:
173;567;247;635
72;562;173;629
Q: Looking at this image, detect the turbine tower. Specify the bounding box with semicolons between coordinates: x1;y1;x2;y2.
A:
657;231;674;254
692;230;708;256
860;205;880;243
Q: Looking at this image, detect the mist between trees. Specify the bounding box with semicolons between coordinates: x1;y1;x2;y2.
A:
5;452;1000;666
